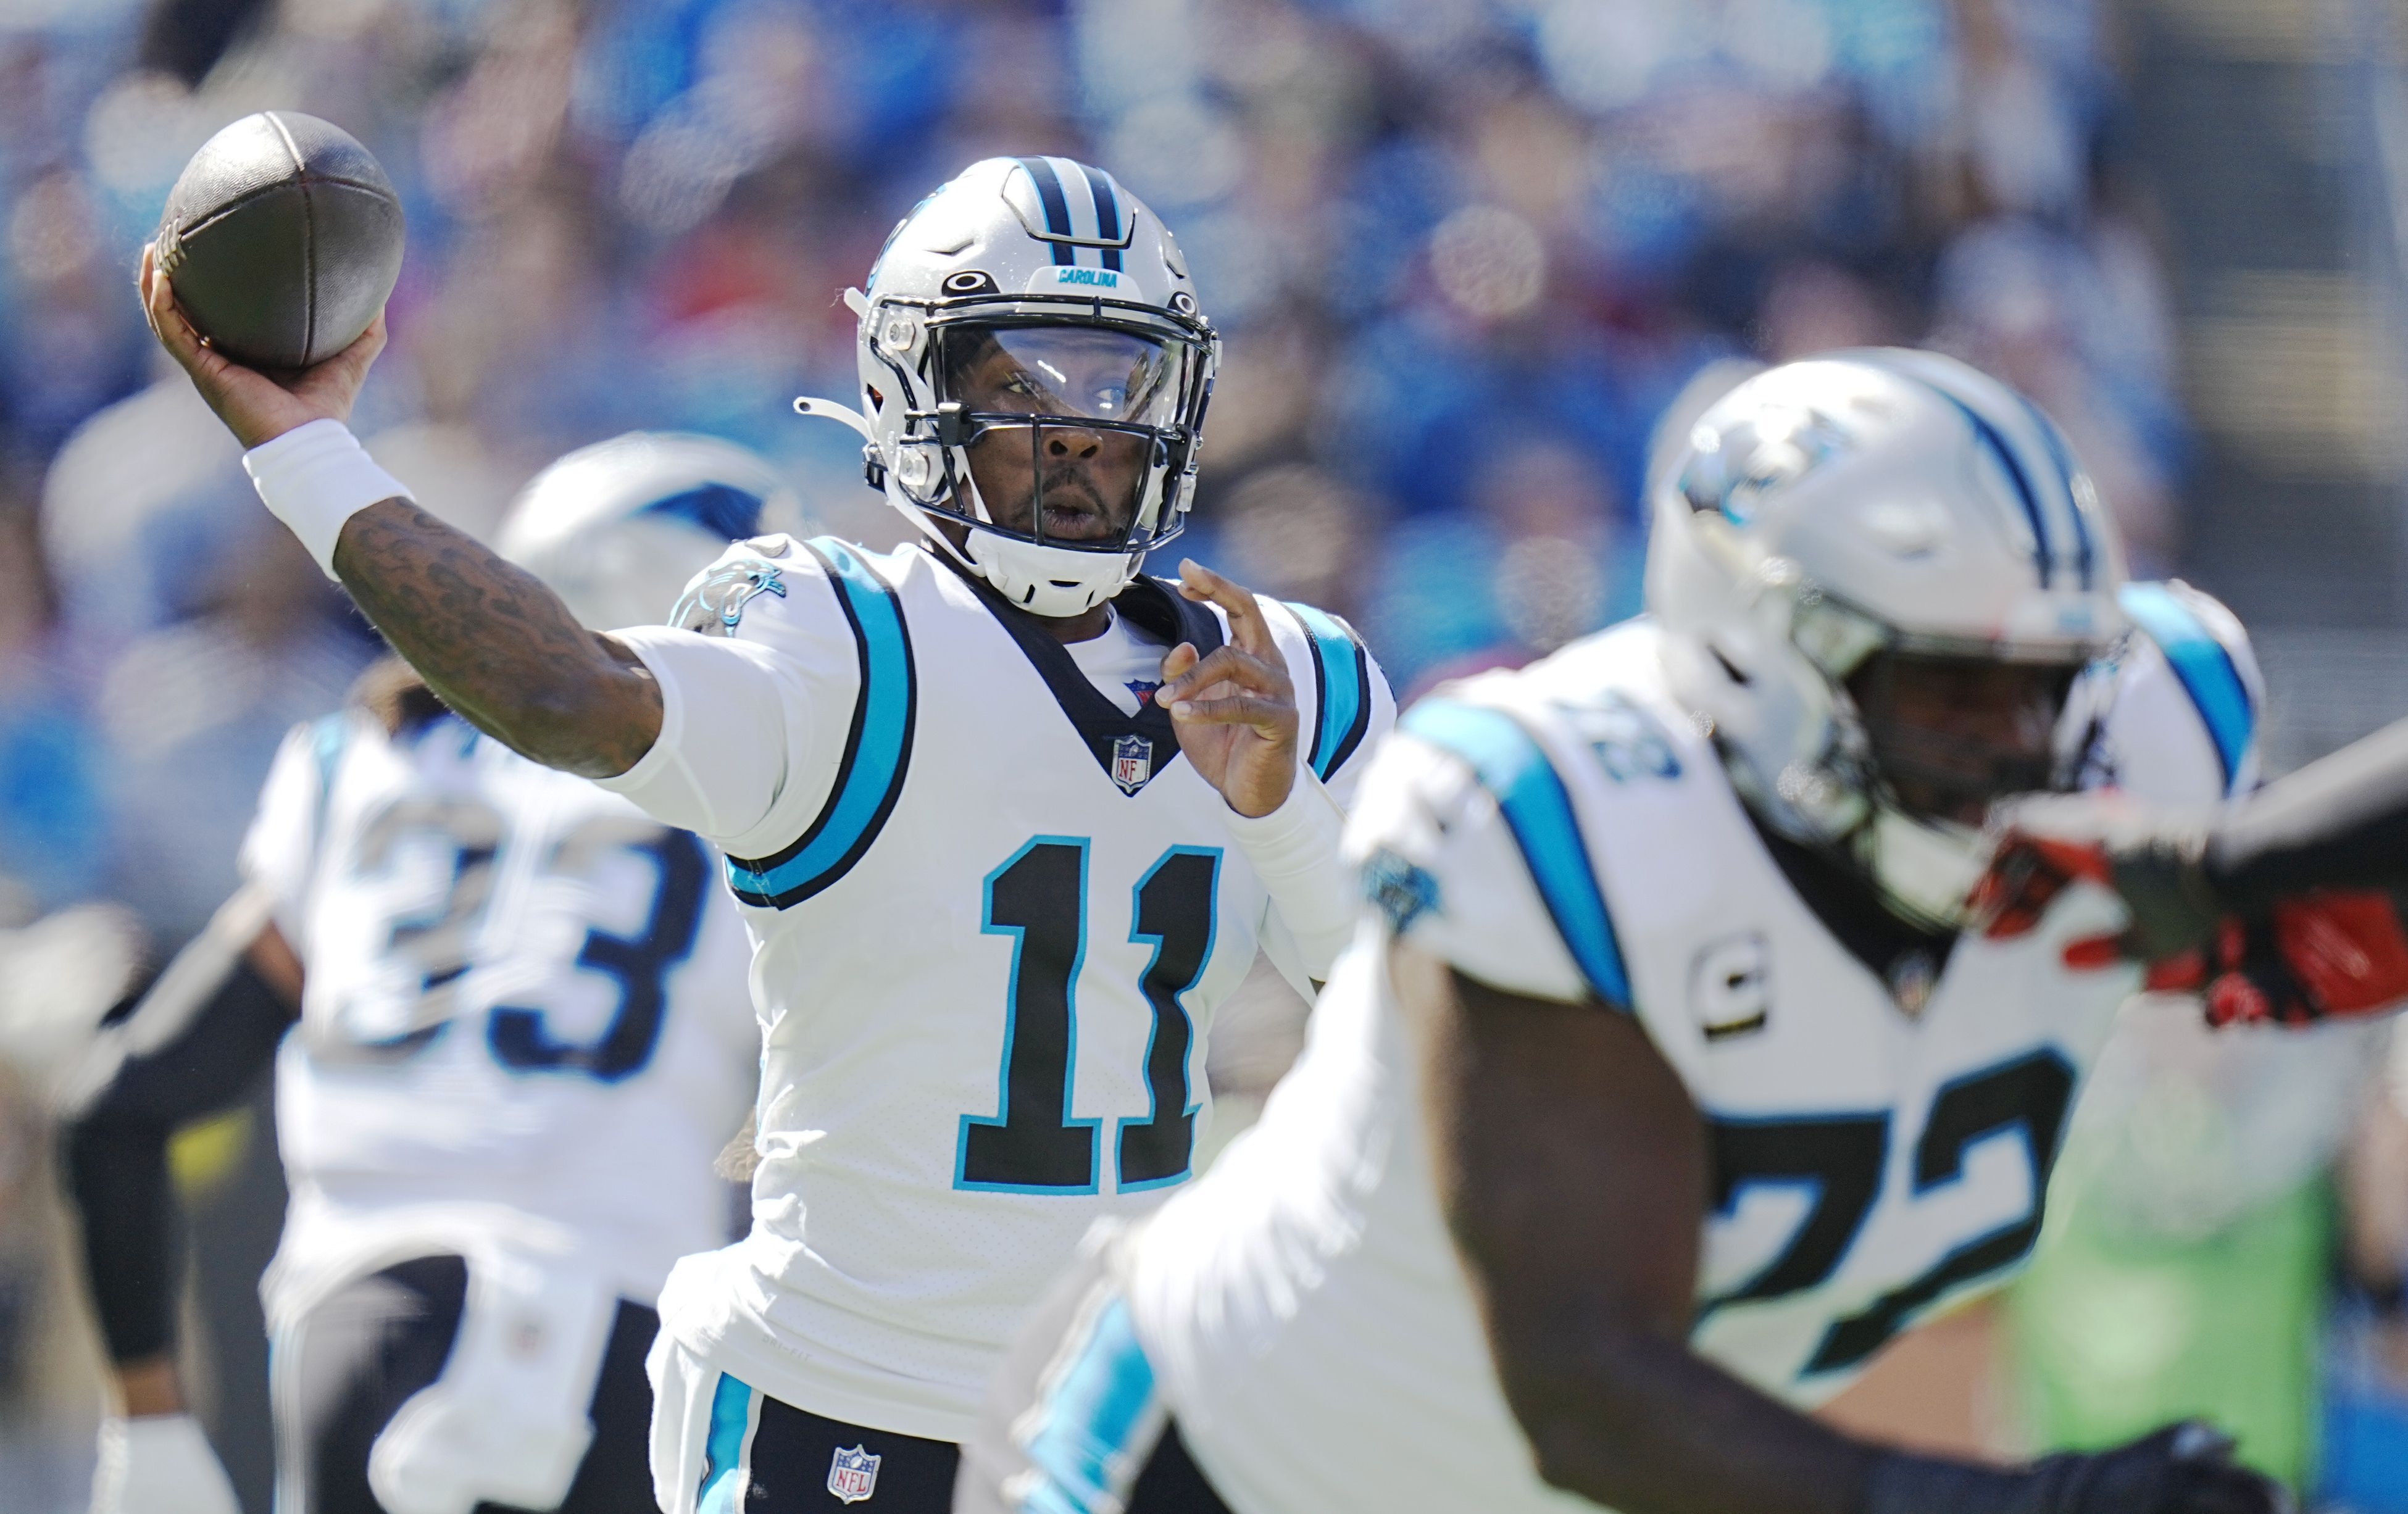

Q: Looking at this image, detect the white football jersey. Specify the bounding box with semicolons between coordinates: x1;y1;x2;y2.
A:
1127;584;2258;1514
598;536;1393;1441
241;706;759;1326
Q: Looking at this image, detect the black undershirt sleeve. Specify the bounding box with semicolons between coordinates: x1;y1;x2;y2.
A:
62;954;298;1365
2204;716;2408;913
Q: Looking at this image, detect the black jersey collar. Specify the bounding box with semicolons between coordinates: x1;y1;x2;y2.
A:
1746;813;1960;1016
936;551;1224;796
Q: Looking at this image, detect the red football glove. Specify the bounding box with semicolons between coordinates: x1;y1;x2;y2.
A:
2151;892;2408;1027
1975;792;2218;960
1977;795;2408;1027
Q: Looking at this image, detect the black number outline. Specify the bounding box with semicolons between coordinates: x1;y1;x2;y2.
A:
1698;1048;2080;1382
1697;1113;1888;1321
1118;846;1222;1191
1801;1048;2075;1375
487;824;712;1084
957;837;1102;1194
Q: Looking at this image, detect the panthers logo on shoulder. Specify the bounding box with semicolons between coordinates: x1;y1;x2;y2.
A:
1553;694;1683;783
672;557;789;635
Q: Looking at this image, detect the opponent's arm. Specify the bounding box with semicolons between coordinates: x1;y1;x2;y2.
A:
1979;719;2408;1025
138;247;660;778
1406;941;2284;1514
2204;715;2408;909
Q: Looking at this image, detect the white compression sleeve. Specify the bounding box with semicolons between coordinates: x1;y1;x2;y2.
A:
241;418;414;578
1223;766;1354;983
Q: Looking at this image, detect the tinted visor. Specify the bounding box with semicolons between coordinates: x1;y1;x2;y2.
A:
939;325;1189;430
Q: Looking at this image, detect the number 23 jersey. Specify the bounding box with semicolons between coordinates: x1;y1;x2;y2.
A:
1125;586;2258;1514
240;706;760;1325
598;537;1391;1441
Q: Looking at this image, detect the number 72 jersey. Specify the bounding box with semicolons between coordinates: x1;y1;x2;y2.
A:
240;707;760;1315
1381;602;2257;1400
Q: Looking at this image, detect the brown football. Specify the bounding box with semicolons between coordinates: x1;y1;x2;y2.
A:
156;111;406;371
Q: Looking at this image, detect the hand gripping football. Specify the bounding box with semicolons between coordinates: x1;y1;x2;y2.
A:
155;110;405;371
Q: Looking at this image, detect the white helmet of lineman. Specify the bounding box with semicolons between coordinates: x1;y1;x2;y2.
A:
793;156;1220;616
1648;349;2127;928
496;432;803;631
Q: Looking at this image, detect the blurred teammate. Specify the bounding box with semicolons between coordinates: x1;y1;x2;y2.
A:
139;154;1391;1513
63;435;775;1514
956;353;2351;1514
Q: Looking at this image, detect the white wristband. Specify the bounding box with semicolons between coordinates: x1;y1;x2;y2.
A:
241;418;413;578
1224;765;1355;980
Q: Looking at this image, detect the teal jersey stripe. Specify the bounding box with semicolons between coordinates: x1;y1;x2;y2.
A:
727;539;916;906
2118;582;2253;794
696;1372;752;1513
1400;699;1633;1008
308;712;349;844
1285;601;1370;780
1020;1294;1159;1514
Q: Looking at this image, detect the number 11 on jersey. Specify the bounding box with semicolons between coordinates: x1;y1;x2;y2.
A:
957;836;1220;1194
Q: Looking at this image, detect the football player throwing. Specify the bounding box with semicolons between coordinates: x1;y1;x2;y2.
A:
956;353;2325;1514
137;156;1392;1513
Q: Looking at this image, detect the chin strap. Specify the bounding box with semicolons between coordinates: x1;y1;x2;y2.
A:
1857;804;1991;932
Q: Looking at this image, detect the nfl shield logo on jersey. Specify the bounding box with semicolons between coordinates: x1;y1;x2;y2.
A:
1110;734;1155;795
827;1445;880;1504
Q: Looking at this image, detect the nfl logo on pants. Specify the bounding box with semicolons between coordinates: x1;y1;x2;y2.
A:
828;1445;881;1504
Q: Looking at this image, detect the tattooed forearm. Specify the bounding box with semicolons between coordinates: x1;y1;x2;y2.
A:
331;498;664;778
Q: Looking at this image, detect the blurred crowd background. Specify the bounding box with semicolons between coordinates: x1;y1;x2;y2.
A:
2;0;2407;1510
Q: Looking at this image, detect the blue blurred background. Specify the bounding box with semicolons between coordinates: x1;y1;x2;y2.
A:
1;0;2407;1510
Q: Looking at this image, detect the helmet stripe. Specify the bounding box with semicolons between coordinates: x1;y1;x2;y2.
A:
2017;399;2095;590
1015;156;1077;267
1958;401;2054;588
1088;167;1124;273
1048;157;1096;241
639;482;765;543
1892;373;2055;589
1049;157;1099;268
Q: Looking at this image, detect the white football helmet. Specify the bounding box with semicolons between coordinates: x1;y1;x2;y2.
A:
793;156;1220;616
496;432;802;631
1648;349;2127;928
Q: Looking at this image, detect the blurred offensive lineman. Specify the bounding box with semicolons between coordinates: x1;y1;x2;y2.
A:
954;353;2374;1514
62;436;772;1514
138;155;1393;1513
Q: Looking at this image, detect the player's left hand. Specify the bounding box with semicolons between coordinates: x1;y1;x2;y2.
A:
1157;560;1301;818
